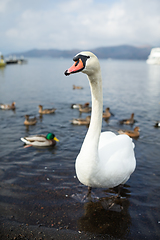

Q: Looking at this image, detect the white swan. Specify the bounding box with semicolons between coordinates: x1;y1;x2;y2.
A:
65;51;136;194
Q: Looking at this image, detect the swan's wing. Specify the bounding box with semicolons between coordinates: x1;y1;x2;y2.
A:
99;131;116;150
99;131;135;150
98;132;136;185
99;132;135;162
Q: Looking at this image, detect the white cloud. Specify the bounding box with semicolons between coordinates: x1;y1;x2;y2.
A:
6;28;18;38
0;0;11;13
1;0;160;54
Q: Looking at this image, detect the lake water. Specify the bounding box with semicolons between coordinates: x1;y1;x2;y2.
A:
0;57;160;239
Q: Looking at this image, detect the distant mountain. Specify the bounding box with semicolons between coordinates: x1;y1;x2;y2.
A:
15;48;79;58
91;45;151;60
9;45;152;60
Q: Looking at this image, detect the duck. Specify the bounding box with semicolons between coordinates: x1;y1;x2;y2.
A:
38;105;56;114
79;103;91;113
103;107;111;119
65;51;136;197
24;115;37;125
71;115;91;125
71;103;81;109
118;126;140;139
20;133;59;147
119;113;135;125
71;102;90;109
73;84;83;89
0;102;16;110
154;121;160;128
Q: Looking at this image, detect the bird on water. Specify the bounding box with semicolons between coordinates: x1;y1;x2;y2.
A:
65;51;136;198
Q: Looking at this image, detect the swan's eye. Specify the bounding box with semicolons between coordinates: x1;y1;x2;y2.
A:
75;59;79;66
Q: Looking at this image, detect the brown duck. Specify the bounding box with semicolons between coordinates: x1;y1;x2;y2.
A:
0;102;16;110
79;103;91;113
119;113;135;125
103;107;111;119
24;115;37;125
71;115;91;125
118;126;140;138
38;105;56;114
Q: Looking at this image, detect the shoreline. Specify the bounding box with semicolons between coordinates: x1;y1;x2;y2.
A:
0;217;112;240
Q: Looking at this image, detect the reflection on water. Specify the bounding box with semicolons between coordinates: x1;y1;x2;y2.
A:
0;58;160;239
147;64;160;96
79;196;131;238
77;186;132;238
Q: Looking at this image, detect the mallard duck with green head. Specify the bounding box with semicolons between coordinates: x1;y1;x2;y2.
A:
20;133;59;147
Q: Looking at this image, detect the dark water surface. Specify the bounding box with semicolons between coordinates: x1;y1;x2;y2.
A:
0;57;160;239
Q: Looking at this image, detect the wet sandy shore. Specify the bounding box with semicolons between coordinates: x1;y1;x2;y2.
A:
0;217;113;240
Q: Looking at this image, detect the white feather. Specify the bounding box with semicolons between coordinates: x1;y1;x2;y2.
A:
68;51;136;189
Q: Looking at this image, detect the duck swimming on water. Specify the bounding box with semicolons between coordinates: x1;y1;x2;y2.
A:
71;102;90;109
118;126;140;139
20;133;59;147
71;115;91;125
24;115;37;125
154;121;160;128
103;107;111;119
79;103;91;113
38;105;56;114
119;113;135;125
0;102;16;110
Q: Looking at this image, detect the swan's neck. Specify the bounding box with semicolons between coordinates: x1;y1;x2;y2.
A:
80;71;103;157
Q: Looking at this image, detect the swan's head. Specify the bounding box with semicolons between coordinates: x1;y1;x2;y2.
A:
64;51;100;77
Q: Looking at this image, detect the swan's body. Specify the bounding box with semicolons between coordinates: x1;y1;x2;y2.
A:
24;115;37;125
0;102;16;110
20;133;59;147
118;126;140;139
65;51;136;190
38;105;56;114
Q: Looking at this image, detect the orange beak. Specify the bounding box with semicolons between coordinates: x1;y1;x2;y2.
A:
64;59;84;75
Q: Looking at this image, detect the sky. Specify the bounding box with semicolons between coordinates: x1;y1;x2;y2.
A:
0;0;160;55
